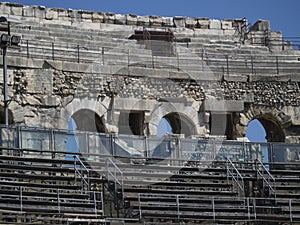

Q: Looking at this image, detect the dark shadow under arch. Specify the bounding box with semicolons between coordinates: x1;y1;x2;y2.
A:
71;109;106;133
163;112;196;138
250;116;285;142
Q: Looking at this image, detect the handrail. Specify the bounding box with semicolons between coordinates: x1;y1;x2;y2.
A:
1;184;104;215
255;158;276;199
105;157;124;209
138;193;294;223
226;157;244;197
74;155;90;192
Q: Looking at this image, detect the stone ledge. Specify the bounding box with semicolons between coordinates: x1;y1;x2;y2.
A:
0;2;241;31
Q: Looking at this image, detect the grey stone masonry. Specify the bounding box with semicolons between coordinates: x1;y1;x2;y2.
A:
0;2;299;143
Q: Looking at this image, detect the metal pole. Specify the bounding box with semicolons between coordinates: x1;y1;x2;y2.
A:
3;46;8;126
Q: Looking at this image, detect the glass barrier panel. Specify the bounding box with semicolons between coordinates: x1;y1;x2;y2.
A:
113;134;146;158
20;128;51;151
0;126;17;150
180;139;214;162
215;141;245;161
272;143;300;162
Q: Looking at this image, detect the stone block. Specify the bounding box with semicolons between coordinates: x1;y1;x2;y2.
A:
0;3;12;15
45;8;58;20
185;17;197;29
10;5;23;16
221;20;233;30
162;17;174;27
210;19;221;29
42;95;61;106
126;14;137;25
104;12;115;24
250;20;270;32
204;99;244;112
149;16;162;27
92;12;104;22
173;16;186;28
137;16;149;26
34;6;46;18
58;9;69;21
197;18;210;29
80;11;92;20
23;6;35;17
115;14;126;25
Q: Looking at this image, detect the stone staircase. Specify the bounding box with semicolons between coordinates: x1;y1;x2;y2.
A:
0;147;104;224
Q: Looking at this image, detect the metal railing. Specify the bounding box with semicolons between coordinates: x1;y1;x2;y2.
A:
74;155;90;193
1;125;300;165
138;193;296;223
255;158;276;199
0;184;103;215
226;157;244;197
105;157;124;209
4;37;300;78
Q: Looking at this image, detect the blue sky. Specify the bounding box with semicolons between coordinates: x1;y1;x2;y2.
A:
6;0;295;142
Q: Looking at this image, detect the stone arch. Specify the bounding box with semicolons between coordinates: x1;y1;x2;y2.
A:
148;102;199;137
59;98;109;131
71;109;106;133
239;105;292;142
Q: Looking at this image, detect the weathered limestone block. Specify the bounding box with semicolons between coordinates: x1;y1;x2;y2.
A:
92;12;104;22
126;14;137;25
10;4;23;16
0;2;12;15
25;95;41;106
162;17;174;27
115;14;126;25
221;20;233;30
185;17;197;29
210;19;221;29
42;95;61;107
23;6;35;17
80;10;92;20
104;12;115;24
45;8;58;20
149;16;162;27
250;20;270;32
173;16;186;27
197;18;210;29
58;8;69;21
34;6;46;18
137;16;149;26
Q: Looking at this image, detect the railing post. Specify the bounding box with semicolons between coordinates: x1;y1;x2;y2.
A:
57;189;61;213
289;199;293;223
20;186;23;212
52;42;55;60
276;56;279;75
176;195;180;219
253;198;257;221
26;40;29;58
93;191;97;215
212;197;215;221
247;197;250;221
138;193;142;220
226;55;229;75
77;44;80;63
102;47;105;65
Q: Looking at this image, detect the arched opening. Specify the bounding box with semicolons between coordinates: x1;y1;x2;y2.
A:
118;110;144;136
246;119;267;143
66;109;106;156
71;109;106;133
158;112;195;138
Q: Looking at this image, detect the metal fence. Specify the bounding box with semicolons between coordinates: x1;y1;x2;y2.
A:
0;125;299;164
4;38;300;78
